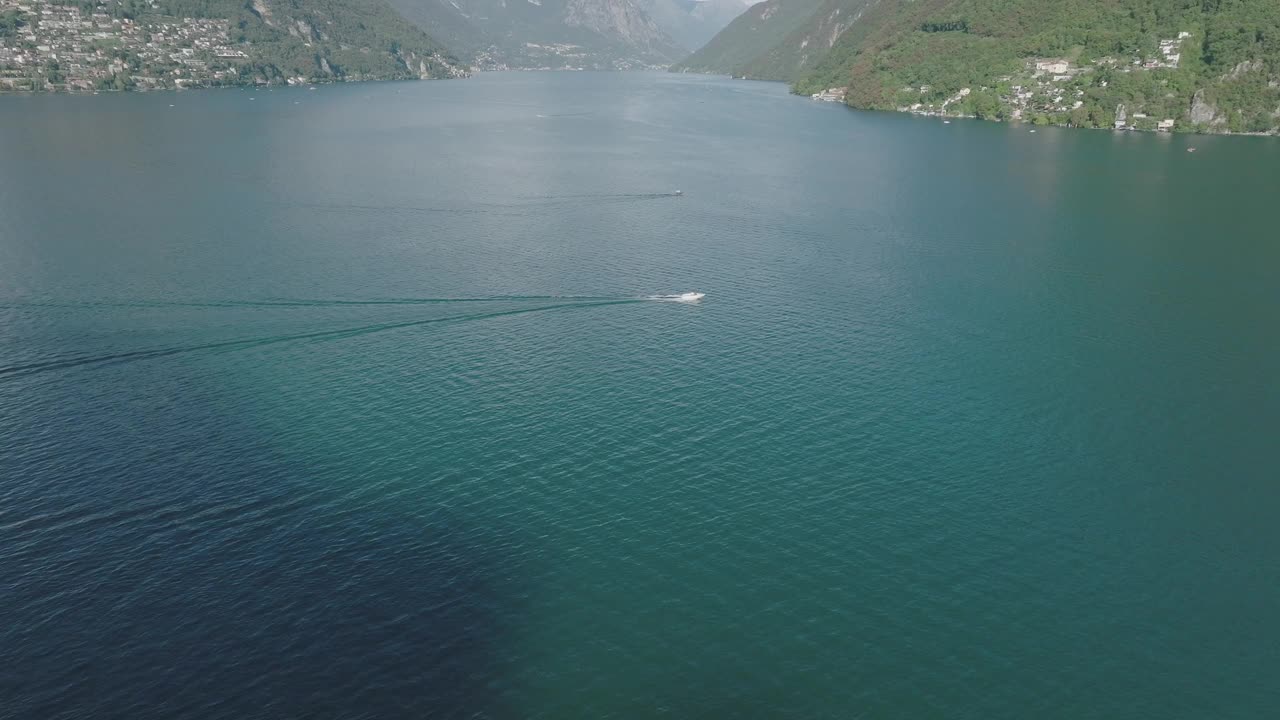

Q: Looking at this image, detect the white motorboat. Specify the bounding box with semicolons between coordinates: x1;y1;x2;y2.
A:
651;292;705;302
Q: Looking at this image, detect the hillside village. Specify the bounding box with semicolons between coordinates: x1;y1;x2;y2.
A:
0;0;255;91
879;31;1201;132
1002;32;1192;128
1;0;466;92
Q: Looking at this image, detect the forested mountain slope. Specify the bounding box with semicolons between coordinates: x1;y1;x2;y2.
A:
735;0;872;80
683;0;1280;133
671;0;828;79
806;0;1280;133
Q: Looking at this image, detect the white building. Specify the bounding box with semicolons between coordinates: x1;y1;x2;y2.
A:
1035;59;1070;74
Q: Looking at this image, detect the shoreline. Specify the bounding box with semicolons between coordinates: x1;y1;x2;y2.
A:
880;107;1279;137
0;73;467;97
676;72;1279;139
797;89;1280;138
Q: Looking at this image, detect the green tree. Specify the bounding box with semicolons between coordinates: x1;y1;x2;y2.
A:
46;60;65;85
971;88;1003;119
1087;104;1114;128
0;9;24;37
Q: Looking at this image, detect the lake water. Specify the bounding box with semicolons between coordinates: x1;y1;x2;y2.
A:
1;72;1278;719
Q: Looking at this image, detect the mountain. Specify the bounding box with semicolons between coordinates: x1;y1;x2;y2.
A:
149;0;467;81
387;0;675;68
227;0;466;81
681;0;1280;134
387;0;752;69
1;0;466;92
671;0;861;81
643;0;757;53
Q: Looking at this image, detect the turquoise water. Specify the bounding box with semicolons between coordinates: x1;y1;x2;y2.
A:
1;72;1278;718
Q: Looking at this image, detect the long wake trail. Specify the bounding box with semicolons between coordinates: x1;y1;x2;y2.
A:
517;192;683;200
274;191;680;216
0;295;624;310
0;299;641;381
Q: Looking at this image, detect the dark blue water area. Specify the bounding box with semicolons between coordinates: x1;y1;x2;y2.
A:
2;364;522;719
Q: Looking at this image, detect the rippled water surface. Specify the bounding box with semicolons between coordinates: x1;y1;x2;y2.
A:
2;73;1279;718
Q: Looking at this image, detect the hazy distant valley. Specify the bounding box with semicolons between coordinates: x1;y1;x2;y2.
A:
388;0;758;70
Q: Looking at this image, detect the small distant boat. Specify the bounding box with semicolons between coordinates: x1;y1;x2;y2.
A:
943;120;951;124
674;190;683;196
1187;147;1197;153
675;292;704;302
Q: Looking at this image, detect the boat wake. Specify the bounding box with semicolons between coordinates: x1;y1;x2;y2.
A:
516;191;683;201
276;190;681;217
0;295;626;310
0;299;642;381
1;292;705;380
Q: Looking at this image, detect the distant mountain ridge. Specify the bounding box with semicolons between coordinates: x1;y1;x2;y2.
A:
387;0;754;69
646;0;756;52
672;0;866;81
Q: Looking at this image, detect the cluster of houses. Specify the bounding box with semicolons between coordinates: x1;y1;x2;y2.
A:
828;26;1201;130
1;0;248;92
1092;32;1190;74
896;85;975;116
998;58;1091;119
1113;105;1177;132
810;87;846;103
1002;32;1192;127
506;42;663;72
1004;82;1086;119
1145;32;1191;70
